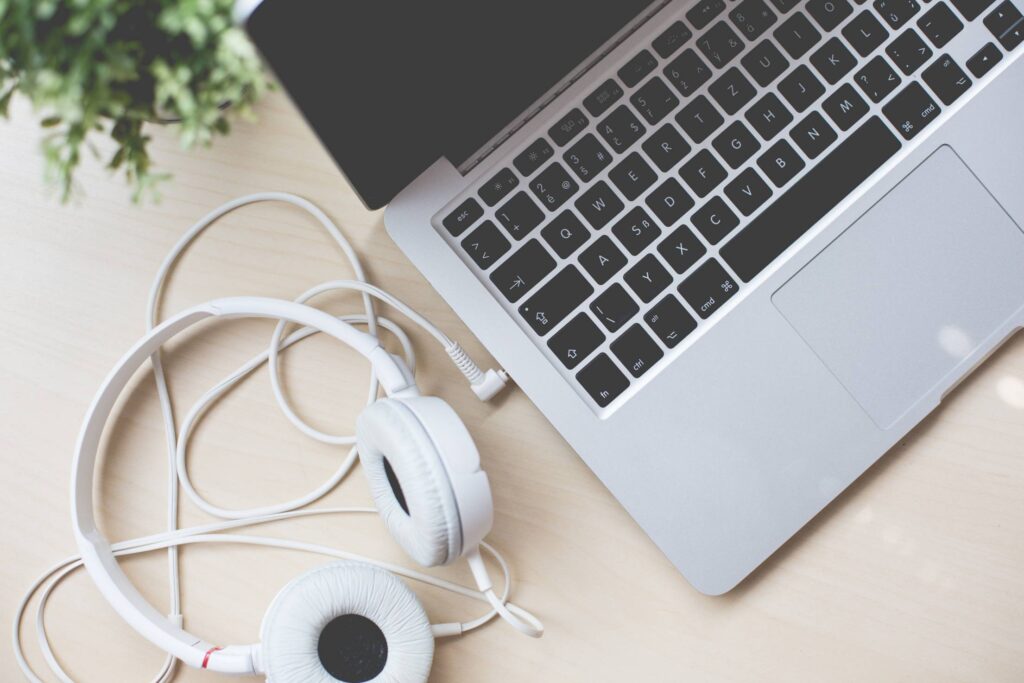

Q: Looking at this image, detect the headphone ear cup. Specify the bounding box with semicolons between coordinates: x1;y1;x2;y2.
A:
260;561;434;683
356;397;462;567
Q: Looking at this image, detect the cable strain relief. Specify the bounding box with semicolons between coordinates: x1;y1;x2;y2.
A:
446;342;484;384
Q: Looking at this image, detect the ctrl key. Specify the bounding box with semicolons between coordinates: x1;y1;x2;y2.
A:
678;258;739;319
882;82;941;140
576;353;630;407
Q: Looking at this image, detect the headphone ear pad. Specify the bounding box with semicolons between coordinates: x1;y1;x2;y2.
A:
260;561;434;683
357;397;463;567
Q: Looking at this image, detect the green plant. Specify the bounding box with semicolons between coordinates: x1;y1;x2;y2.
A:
0;0;269;201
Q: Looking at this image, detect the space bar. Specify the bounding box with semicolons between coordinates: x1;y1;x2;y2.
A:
720;116;901;282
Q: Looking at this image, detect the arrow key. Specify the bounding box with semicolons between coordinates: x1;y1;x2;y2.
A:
967;42;1003;78
548;313;605;369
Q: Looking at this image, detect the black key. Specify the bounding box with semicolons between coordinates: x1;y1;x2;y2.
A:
692;196;741;243
688;0;728;30
966;42;1003;77
658;224;708;274
513;139;555;177
951;0;996;20
769;0;802;12
609;152;657;201
579;235;628;284
713;120;762;168
676;96;725;143
576;354;630;407
548;313;604;370
680;150;729;197
625;254;674;303
598;105;646;153
875;0;921;29
984;1;1024;38
619;49;659;87
646;178;696;226
541;210;590;258
612;207;662;255
479;167;519;207
564;134;613;182
611;324;664;378
654;21;694;58
996;12;1024;48
590;283;640;332
721;117;901;281
443;197;483;237
886;29;934;74
518;265;594;336
529;163;579;211
807;0;854;29
708;67;757;114
823;83;870;129
583;80;625;118
790;111;839;158
855;55;903;102
489;239;556;302
882;81;942;138
757;139;806;187
730;0;779;40
631;77;681;124
745;92;794;140
678;259;740;319
575;181;625;229
810;37;858;84
664;49;714;97
462;220;511;270
724;168;773;216
779;65;826;111
917;2;964;47
741;40;790;86
843;10;889;56
549;108;589;147
697;21;746;68
643;124;692;172
774;12;823;58
496;192;544;240
645;295;698;348
922;54;972;103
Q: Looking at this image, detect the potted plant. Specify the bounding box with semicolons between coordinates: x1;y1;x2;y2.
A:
0;0;269;200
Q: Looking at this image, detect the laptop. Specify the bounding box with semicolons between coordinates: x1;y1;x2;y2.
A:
238;0;1024;594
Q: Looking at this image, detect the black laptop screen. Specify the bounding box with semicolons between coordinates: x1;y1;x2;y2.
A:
245;1;658;209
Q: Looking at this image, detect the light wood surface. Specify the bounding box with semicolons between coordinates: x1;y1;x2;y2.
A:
2;90;1023;682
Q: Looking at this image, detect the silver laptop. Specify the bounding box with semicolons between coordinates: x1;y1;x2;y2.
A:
239;0;1024;594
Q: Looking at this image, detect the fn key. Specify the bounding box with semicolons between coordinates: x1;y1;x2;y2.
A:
577;353;630;407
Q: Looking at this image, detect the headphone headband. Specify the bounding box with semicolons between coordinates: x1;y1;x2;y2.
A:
71;296;418;674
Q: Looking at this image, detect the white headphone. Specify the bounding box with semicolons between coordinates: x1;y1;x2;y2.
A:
70;297;541;681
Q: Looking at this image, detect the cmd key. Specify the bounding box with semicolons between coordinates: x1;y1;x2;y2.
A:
882;82;941;139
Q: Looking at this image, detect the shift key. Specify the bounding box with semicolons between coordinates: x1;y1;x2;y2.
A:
519;265;594;336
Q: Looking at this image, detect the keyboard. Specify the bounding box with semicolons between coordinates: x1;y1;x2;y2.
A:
436;0;1023;412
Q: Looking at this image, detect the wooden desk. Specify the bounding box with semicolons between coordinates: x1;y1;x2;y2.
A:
3;91;1023;682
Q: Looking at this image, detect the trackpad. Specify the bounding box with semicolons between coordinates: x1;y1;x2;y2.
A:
773;146;1024;429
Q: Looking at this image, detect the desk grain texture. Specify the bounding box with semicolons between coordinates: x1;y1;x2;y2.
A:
2;93;1023;682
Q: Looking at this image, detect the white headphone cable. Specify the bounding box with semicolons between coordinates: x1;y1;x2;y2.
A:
14;507;531;683
15;193;535;681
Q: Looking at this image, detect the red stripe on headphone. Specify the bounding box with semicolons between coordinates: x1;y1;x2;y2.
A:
201;647;223;669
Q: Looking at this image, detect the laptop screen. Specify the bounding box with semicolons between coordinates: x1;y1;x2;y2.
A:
245;1;659;209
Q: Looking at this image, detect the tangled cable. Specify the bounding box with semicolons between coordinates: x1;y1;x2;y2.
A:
13;193;537;682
